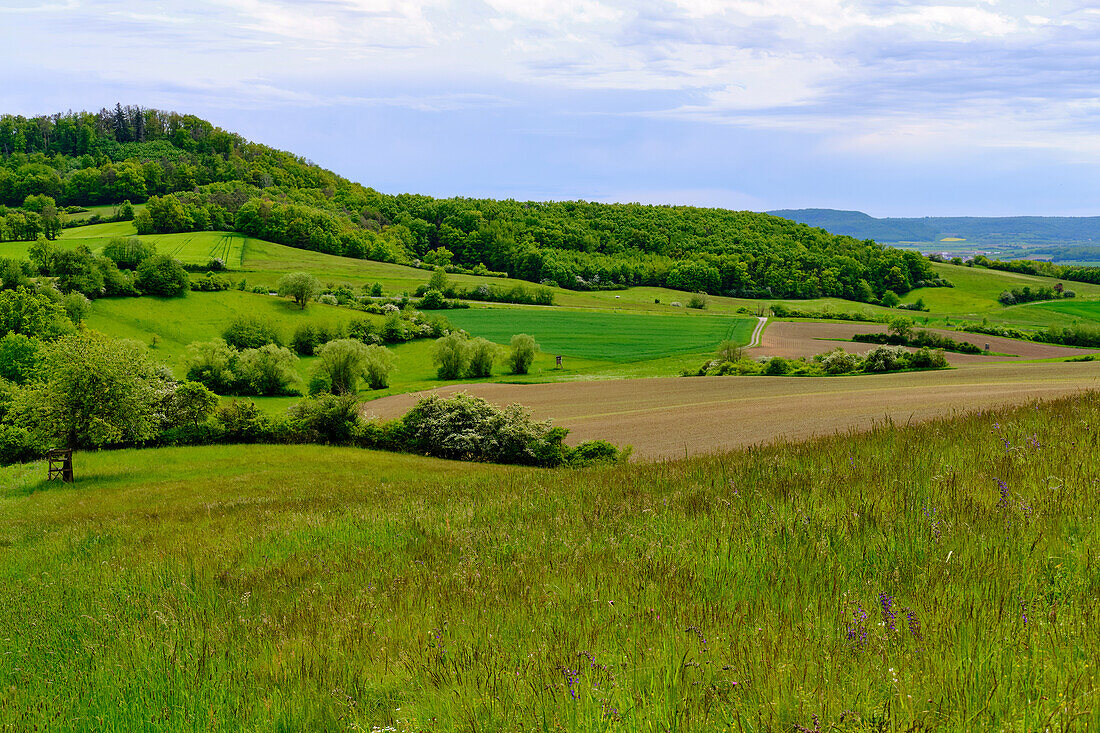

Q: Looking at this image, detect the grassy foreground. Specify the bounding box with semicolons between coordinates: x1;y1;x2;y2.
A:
2;393;1100;730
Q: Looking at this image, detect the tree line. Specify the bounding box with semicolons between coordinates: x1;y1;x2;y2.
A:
1;106;955;301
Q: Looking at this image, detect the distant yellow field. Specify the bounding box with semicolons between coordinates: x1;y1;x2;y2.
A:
940;236;966;242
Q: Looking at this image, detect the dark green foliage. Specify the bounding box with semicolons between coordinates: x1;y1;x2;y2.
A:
997;284;1070;306
291;322;344;355
135;254;189;297
417;289;447;309
165;381;218;427
0;258;31;290
764;356;791;375
222;315;281;349
287;394;361;445
769;304;884;323
214;400;270;444
852;329;983;354
1;107;942;303
566;439;626;466
235;344;300;396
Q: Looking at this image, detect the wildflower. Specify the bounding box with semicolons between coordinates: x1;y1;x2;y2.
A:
905;607;922;640
879;593;896;633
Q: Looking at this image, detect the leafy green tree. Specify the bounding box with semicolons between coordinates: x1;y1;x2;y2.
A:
507;333;538;375
466;337;496;378
236;344;300;396
0;333;41;383
136;254;189;297
433;332;470;380
12;331;172;449
881;290;901;308
888;316;915;340
0;287;74;340
314;339;373;395
166;381;218;427
185;339;238;393
428;267;449;293
62;292;90;325
363;344;396;389
27;236;56;274
222;316;281;349
277;272;321;309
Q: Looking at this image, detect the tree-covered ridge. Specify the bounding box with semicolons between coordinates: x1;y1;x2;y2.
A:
1;106;944;301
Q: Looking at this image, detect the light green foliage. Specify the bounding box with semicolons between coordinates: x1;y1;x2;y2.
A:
184;339;237;393
277;272;322;309
687;291;708;309
222;315;281;350
506;333;538;375
11;330;172;448
433;332;469;380
880;290;901;307
822;347;863;374
465;337;496;378
313;339;373;395
235;344;300;396
428;267;449;293
764;355;791;375
862;344;910;372
62;292;90;325
0;287;75;341
27;236;56;273
363;344;396;390
166;381;218;427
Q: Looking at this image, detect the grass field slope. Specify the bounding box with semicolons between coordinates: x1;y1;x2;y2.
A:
3;393;1100;730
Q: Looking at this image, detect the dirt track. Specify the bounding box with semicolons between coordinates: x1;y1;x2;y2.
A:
364;362;1100;460
747;321;1100;364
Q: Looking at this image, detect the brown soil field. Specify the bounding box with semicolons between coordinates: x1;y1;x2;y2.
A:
364;361;1100;460
748;321;1100;364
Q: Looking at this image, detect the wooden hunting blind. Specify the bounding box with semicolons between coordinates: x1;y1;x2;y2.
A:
47;449;74;483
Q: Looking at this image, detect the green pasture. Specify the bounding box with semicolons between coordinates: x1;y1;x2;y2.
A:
61;223;248;267
445;308;754;361
3;394;1100;729
61;202;146;223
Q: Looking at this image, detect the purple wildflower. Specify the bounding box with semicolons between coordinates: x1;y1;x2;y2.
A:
879;592;896;633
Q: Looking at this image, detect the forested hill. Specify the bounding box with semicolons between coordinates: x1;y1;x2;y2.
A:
0;106;943;301
770;208;1100;245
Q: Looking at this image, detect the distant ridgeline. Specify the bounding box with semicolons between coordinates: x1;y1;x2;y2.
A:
0;106;945;301
770;208;1100;247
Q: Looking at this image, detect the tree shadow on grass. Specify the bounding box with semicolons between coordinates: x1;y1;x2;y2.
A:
8;469;135;498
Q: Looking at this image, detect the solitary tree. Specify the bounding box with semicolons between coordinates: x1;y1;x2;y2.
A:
507;333;538;375
277;272;321;309
12;331;172;449
887;316;915;340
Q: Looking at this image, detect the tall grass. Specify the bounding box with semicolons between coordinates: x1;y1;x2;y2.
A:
2;393;1100;730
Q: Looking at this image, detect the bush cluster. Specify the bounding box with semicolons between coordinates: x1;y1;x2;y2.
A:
692;344;949;378
432;332;541;380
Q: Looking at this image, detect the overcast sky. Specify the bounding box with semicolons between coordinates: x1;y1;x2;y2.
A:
2;0;1099;216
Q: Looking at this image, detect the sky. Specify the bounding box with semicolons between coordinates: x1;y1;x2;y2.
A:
2;0;1100;216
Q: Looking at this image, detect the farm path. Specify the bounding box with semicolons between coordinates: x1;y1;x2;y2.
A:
362;362;1100;460
747;317;768;348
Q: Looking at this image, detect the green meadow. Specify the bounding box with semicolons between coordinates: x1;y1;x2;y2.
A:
3;393;1099;730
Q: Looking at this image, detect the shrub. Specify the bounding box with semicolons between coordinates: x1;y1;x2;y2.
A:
277;272;322;309
185;339;238;393
567;440;626;466
418;289;447;310
222;316;281;349
880;290;900;307
863;344;909;372
400;392;569;465
764;356;791;375
433;332;470;379
822;348;862;374
317;294;338;306
166;381;219;427
313;339;374;395
908;346;948;369
215;400;270;443
236;344;301;396
363;344;396;389
136;254;189;297
287;394;361;445
347;319;381;345
687;292;708;309
381;312;408;343
466;337;496;378
507;333;538;375
0;423;38;466
62;292;90;324
291;322;344;356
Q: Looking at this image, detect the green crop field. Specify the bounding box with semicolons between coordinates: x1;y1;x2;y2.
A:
60;223;248;267
3;393;1100;730
442;308;753;361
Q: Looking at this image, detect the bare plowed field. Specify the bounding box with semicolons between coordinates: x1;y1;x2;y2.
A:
364;362;1100;460
748;321;1100;364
